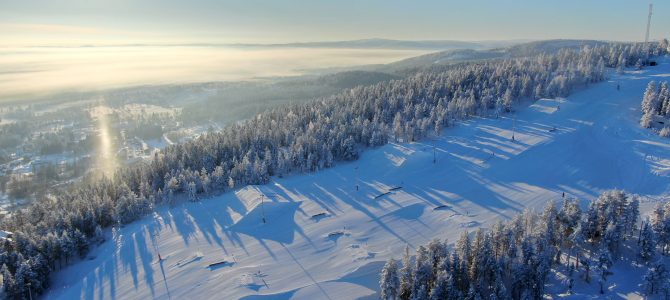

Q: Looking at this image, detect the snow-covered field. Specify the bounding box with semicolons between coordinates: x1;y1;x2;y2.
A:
45;59;670;299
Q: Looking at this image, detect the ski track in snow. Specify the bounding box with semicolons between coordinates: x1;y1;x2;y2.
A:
45;58;670;300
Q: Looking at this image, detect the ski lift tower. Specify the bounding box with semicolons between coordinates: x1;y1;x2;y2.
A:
644;3;653;65
260;194;266;223
512;114;516;142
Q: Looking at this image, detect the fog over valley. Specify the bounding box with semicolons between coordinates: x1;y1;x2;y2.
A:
0;45;430;101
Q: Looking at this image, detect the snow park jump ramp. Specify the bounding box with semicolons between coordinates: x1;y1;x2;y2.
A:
45;58;670;299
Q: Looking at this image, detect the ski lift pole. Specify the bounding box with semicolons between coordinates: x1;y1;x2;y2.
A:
153;231;162;261
355;166;359;191
644;4;653;65
261;194;266;223
512;114;516;141
153;214;163;261
27;282;32;300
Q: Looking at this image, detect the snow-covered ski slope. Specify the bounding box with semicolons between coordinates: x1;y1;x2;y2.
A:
46;58;670;300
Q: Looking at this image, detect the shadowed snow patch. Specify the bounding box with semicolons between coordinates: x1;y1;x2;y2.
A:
228;201;302;244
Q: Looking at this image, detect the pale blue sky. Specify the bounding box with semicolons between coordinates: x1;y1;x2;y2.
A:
1;0;667;45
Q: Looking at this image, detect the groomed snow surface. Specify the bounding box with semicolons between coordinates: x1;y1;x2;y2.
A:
45;58;670;299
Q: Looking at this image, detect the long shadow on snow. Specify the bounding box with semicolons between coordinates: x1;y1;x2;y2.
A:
407;112;584;216
318;182;414;246
78;253;118;300
154;194;249;254
119;230;140;290
226;201;303;244
98;239;119;299
416;147;526;215
135;227;156;298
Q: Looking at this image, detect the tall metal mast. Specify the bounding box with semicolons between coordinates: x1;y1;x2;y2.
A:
644;3;653;64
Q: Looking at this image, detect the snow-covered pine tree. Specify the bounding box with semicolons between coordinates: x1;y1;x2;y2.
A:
651;203;670;254
1;263;17;299
72;229;89;258
187;181;197;201
454;231;472;291
94;225;104;244
639;221;657;262
643;262;669;297
14;258;39;300
412;245;433;296
558;197;582;238
657;81;669;117
660;126;670;138
427;239;447;281
449;251;467;294
566;263;575;295
641;81;659;115
200;168;211;195
624;196;640;236
532;238;553;298
640;111;654;128
399;246;414;300
466;284;483;300
603;222;623;258
581;203;600;244
540;200;560;250
411;284;428;300
502;88;513;112
664;38;670;53
468;230;485;288
380;258;400;300
211;165;225;189
581;256;591;284
595;246;613;294
341;136;358;161
429;271;458;300
489;268;509;300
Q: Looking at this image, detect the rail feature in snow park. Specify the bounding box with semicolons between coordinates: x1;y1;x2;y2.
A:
310;212;328;220
374;186;403;199
207;261;233;268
